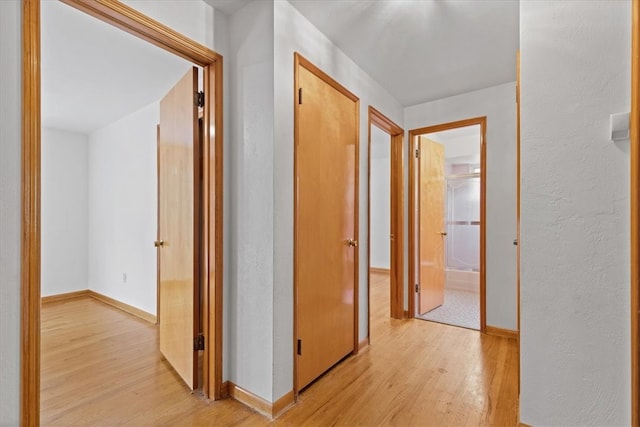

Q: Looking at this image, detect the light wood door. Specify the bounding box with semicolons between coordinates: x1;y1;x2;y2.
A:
418;136;446;315
158;67;199;389
295;58;358;391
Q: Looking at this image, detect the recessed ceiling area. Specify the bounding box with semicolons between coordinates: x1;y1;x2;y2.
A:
288;0;519;106
41;0;194;134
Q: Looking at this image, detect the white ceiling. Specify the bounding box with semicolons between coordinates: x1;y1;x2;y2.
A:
42;0;519;135
288;0;519;106
205;0;252;15
41;1;194;134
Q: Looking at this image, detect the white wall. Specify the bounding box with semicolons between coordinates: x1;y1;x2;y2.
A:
41;128;89;297
122;0;215;49
0;1;21;423
405;82;517;330
370;125;391;269
273;0;404;401
88;102;159;316
227;0;275;401
520;1;631;425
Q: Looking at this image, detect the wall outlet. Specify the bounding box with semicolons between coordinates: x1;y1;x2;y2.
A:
123;273;127;283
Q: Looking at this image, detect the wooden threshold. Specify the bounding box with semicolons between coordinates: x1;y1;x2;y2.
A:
369;267;390;274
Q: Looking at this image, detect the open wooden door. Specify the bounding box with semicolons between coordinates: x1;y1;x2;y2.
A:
418;136;446;315
157;67;200;390
295;54;359;391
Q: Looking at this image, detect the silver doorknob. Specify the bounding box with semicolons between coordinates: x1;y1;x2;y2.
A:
154;240;164;247
347;239;358;247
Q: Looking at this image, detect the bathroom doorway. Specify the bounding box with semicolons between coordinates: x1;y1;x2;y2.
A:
409;118;486;331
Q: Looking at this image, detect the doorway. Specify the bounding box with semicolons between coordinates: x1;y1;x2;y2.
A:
367;106;404;329
293;53;359;392
408;117;487;332
21;0;224;423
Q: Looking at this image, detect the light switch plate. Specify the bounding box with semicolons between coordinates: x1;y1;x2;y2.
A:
610;112;630;141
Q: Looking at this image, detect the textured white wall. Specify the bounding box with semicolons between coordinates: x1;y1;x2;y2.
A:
227;0;275;401
519;1;631;425
405;82;517;330
273;0;404;401
41;128;89;297
88;102;159;316
370;125;391;269
0;1;21;424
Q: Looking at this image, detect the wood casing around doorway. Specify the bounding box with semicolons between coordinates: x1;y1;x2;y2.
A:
367;106;404;322
293;52;360;392
407;117;487;333
631;0;639;424
21;1;224;424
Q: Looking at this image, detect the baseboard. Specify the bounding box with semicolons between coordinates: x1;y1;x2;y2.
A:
88;290;157;324
272;390;296;418
227;382;295;419
358;337;370;351
41;289;91;304
485;325;519;341
369;267;390;274
220;380;230;398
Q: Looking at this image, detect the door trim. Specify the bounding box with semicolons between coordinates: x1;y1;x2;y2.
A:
516;49;521;395
407;117;487;333
21;1;224;424
367;106;404;325
631;0;639;424
293;52;360;394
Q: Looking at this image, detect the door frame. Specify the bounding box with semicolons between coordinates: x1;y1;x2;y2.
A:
293;52;360;394
367;106;404;324
21;1;224;424
631;0;639;424
407;117;487;333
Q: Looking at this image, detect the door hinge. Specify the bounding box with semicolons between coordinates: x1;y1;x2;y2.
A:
297;339;302;355
195;91;205;108
415;283;420;293
194;333;205;351
415;148;420;158
298;88;303;105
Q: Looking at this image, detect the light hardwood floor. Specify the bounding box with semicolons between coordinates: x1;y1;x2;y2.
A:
41;272;518;426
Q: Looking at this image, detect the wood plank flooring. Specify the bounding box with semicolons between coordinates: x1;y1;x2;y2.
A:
41;272;518;426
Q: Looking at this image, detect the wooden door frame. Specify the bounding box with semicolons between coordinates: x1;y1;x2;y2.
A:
21;1;224;424
293;52;360;394
631;0;639;424
367;106;404;325
407;117;487;333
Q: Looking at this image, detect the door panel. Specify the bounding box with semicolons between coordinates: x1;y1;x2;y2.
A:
296;61;358;390
418;137;446;315
158;67;199;390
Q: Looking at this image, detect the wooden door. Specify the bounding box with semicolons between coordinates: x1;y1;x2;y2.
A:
418;136;446;315
295;56;359;391
158;67;199;390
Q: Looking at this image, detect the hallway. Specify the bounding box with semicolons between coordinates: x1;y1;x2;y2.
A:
41;273;518;425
